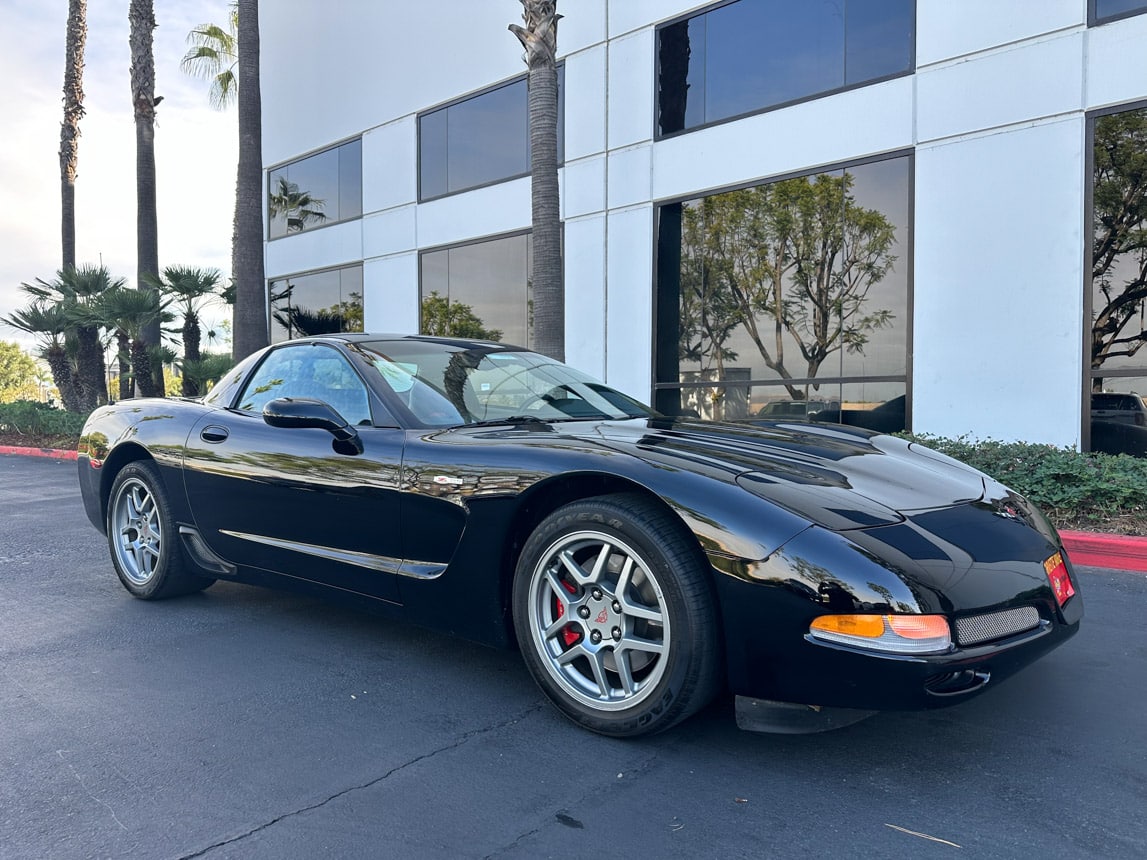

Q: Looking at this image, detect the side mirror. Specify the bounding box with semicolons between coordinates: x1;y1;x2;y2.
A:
263;397;363;453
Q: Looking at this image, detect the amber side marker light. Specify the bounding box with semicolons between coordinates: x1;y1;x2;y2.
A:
809;614;952;655
1043;552;1076;607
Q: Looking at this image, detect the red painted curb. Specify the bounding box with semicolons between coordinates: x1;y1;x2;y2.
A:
0;445;78;461
1060;530;1147;573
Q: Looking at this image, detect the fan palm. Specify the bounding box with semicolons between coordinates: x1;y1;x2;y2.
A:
1;303;82;412
145;265;223;395
98;286;170;398
268;177;327;234
180;2;238;110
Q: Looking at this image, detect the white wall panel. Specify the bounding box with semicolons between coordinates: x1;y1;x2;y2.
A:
917;33;1084;143
416;178;531;250
558;0;608;54
913;118;1085;446
607;31;655;149
605;206;655;398
1087;13;1147;110
917;0;1083;66
265;221;363;279
362;117;416;215
363;205;416;260
607;145;652;209
363;253;419;335
653;76;914;202
262;0;533;165
564;216;608;379
564;45;608;160
563;156;607;218
609;0;711;36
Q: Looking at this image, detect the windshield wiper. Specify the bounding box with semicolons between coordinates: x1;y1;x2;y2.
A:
463;415;554;428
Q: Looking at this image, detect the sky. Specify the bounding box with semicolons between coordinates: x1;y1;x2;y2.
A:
0;0;238;353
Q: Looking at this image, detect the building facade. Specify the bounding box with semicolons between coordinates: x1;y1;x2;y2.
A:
259;0;1147;454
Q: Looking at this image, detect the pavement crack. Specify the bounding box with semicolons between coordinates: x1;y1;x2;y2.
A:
482;749;662;858
177;703;545;859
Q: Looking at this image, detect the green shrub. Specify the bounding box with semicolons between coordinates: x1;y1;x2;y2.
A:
901;433;1147;525
0;400;88;438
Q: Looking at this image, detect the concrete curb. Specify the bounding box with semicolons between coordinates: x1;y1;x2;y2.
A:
3;445;1146;572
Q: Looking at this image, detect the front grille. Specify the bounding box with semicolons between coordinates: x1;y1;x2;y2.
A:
955;606;1041;646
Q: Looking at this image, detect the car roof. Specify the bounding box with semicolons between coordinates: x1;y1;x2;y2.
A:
300;333;530;351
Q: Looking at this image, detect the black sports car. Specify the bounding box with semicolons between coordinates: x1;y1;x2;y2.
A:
77;334;1082;737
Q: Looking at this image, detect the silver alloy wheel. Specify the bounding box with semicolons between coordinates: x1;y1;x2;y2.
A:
110;477;163;586
526;530;670;712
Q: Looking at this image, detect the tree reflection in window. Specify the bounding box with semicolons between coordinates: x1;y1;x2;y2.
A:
268;177;327;234
269;266;364;342
1089;106;1147;455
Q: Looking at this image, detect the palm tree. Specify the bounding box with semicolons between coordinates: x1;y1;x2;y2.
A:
129;0;163;396
180;1;266;362
60;0;87;271
145;265;223;395
233;0;267;362
1;303;82;412
20;265;118;410
510;1;563;361
98;286;169;399
268;177;327;233
180;3;238;109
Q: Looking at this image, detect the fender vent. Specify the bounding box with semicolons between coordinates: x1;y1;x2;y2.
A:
955;606;1040;646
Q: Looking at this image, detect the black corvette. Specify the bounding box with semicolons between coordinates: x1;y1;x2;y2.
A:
77;334;1082;736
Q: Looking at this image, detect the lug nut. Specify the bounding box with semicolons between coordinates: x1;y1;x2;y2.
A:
578;606;591;619
590;630;602;644
591;588;603;600
611;627;621;641
612;601;621;613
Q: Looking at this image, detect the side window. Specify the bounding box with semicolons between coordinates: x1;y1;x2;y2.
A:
237;345;373;425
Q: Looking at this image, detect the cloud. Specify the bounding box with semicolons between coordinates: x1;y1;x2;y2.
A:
0;1;238;352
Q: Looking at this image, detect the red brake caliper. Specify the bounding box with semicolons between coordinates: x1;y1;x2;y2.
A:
555;579;580;647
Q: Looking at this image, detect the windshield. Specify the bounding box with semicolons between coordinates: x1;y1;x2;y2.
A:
354;340;652;427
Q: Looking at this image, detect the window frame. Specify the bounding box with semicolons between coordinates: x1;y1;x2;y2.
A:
266;262;365;343
266;136;363;241
416;65;566;203
649;148;915;429
1088;0;1147;26
654;0;917;141
1082;98;1147;452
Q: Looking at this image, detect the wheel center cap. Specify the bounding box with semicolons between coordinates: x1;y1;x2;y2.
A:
588;595;618;633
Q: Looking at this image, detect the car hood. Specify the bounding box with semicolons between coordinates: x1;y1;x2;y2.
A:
583;418;986;531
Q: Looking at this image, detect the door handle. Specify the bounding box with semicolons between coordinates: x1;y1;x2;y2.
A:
200;425;230;443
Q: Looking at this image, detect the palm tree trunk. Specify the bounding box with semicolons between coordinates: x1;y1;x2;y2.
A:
182;311;201;396
129;0;164;396
130;338;158;398
76;325;107;409
232;0;268;361
511;1;563;362
46;344;83;412
116;331;132;400
60;0;87;272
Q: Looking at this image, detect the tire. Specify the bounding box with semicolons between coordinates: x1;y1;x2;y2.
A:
513;493;721;737
106;461;215;600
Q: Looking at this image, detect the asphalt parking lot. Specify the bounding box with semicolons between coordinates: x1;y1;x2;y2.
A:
2;454;1145;859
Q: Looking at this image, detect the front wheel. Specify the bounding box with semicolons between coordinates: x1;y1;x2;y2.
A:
513;493;721;737
107;461;215;599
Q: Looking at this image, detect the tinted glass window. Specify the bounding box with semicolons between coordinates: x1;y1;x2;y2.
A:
420;233;533;348
268;139;362;239
1093;0;1147;23
270;265;364;343
654;154;911;428
237;344;371;426
1089;105;1147;454
658;0;915;136
419;70;564;201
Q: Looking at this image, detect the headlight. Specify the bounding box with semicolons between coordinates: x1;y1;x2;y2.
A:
809;614;952;655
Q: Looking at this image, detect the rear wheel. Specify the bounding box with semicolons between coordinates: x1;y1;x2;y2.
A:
107;461;214;599
513;493;720;737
